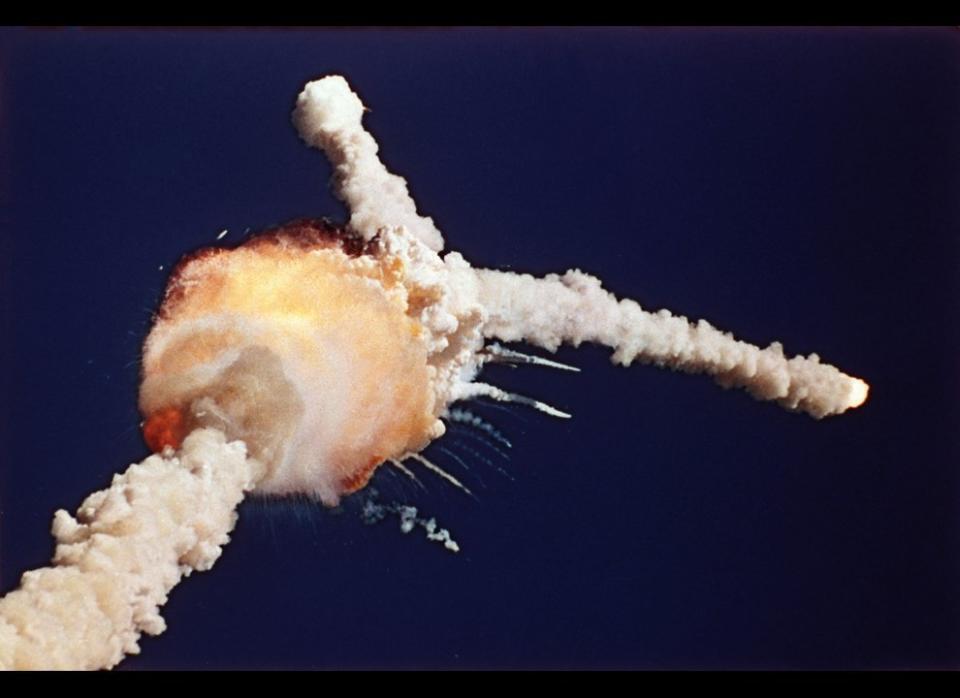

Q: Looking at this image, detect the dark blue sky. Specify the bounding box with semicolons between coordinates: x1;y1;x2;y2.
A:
1;28;959;670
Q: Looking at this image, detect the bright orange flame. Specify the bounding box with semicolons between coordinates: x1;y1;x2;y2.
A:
142;406;187;453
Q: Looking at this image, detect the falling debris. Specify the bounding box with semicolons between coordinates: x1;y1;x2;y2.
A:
448;408;513;449
482;343;580;372
361;489;460;553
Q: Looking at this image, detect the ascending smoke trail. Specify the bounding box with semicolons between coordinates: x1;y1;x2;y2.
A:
295;75;869;420
461;268;870;418
293;77;446;253
0;431;261;670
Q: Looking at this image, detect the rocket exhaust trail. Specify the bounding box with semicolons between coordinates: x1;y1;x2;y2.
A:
464;267;869;419
0;430;262;670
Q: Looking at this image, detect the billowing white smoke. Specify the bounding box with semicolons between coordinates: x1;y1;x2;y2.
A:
458;267;869;418
293;76;446;253
291;75;868;419
0;430;262;670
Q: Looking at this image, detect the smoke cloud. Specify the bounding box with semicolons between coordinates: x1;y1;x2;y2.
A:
0;430;261;669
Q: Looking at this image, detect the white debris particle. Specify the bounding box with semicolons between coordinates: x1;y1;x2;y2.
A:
361;490;460;553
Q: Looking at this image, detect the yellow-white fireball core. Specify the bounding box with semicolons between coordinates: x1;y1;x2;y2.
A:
139;220;437;505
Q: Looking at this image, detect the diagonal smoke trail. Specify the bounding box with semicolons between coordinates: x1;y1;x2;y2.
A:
0;430;262;670
293;76;445;253
463;267;869;419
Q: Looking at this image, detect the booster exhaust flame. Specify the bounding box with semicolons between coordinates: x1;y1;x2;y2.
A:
0;74;869;670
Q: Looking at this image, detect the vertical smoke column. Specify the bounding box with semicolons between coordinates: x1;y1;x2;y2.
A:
0;430;263;670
